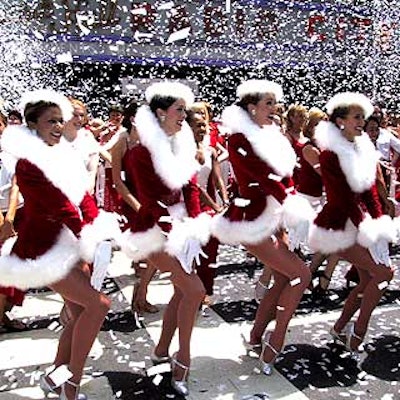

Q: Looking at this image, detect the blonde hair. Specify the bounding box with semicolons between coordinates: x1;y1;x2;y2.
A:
304;107;327;139
69;97;88;125
285;104;308;131
190;102;210;123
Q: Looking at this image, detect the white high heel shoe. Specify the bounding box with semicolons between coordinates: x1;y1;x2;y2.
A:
259;334;280;376
345;322;364;360
170;353;190;397
150;348;170;365
39;375;59;397
59;380;87;400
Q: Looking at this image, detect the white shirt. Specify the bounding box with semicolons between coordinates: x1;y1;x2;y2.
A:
376;128;400;161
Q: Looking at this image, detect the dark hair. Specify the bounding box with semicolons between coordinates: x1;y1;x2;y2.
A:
149;95;177;115
329;106;350;125
24;101;60;125
236;93;263;111
109;104;124;114
364;116;380;129
122;101;139;131
8;109;23;122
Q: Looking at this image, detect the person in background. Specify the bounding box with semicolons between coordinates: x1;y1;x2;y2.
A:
63;98;100;195
0;111;26;333
284;104;309;186
95;104;126;212
298;107;340;297
7;110;23;125
186;109;229;306
111;101;158;315
309;93;395;357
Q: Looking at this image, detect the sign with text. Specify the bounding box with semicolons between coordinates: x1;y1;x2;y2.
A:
23;0;399;66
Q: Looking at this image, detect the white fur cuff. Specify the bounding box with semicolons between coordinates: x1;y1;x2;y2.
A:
211;196;282;245
165;213;212;258
281;194;316;230
0;228;79;290
119;225;166;262
79;211;121;263
357;215;397;248
309;220;358;254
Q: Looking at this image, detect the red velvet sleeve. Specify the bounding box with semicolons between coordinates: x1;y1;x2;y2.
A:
79;193;100;224
228;134;288;204
16;159;83;237
182;175;201;218
360;184;383;219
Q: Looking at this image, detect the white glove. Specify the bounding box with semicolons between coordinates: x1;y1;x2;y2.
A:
288;220;309;252
175;238;207;274
91;240;113;290
368;239;391;267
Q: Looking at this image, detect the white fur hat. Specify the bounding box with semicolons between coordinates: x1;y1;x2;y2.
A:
145;81;195;106
237;80;284;102
325;92;374;118
20;89;73;121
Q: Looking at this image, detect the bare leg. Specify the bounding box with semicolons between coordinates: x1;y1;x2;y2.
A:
50;265;110;399
247;236;311;362
132;261;158;313
250;271;287;344
319;255;340;291
334;244;394;344
147;252;205;380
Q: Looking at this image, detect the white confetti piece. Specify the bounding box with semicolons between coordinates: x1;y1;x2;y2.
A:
234;198;251;207
378;281;389;290
237;147;247;156
268;173;282;181
290;277;301;286
56;52;73;63
152;374;163;386
167;27;191;44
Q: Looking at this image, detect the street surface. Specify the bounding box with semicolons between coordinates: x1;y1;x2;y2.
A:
0;245;399;400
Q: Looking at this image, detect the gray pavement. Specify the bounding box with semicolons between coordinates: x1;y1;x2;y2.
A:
0;246;399;400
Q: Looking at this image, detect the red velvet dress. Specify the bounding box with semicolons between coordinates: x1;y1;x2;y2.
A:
0;126;120;290
309;121;395;255
297;141;324;199
119;106;210;268
211;105;315;246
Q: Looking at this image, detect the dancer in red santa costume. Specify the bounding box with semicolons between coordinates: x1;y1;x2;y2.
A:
119;81;210;397
211;80;314;375
0;90;120;400
309;92;396;356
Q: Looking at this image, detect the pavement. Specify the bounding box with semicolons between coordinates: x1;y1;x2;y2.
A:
0;245;399;400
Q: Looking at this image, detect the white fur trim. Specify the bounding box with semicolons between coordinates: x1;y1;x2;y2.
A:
237;80;284;102
20;89;73;121
0;228;79;290
315;121;379;193
135;105;200;190
165;213;212;257
326;92;374;118
357;215;397;248
309;219;358;254
119;225;166;262
281;194;317;229
1;125;88;205
211;196;282;245
79;210;121;263
221;105;296;177
145;81;194;106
